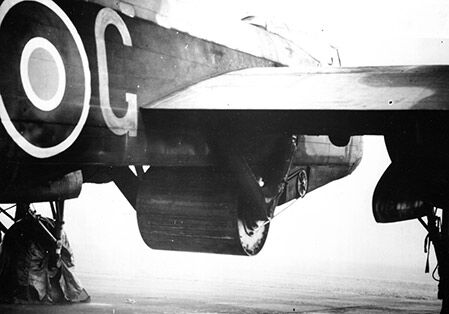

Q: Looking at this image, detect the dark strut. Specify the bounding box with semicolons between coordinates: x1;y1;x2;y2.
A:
419;208;449;314
433;209;449;313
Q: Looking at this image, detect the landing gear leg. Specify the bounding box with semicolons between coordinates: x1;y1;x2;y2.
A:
49;201;65;267
422;209;449;313
14;202;29;221
434;210;449;313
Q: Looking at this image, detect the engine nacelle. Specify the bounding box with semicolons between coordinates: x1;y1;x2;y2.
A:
0;170;82;203
375;130;449;223
373;160;449;223
373;164;433;223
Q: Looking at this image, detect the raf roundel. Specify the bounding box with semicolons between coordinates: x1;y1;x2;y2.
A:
20;37;67;113
0;0;91;159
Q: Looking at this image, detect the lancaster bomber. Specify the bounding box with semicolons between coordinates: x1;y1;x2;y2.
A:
0;0;448;311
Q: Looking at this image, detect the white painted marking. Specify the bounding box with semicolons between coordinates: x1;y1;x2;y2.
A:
95;8;138;137
0;0;91;159
118;1;135;18
125;93;138;137
20;37;66;112
128;165;138;176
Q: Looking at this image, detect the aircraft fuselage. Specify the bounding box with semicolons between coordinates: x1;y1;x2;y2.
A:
0;0;360;202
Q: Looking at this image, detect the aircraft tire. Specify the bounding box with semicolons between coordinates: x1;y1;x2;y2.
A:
136;166;273;256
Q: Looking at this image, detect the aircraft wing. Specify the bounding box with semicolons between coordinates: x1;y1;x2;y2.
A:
145;65;449;111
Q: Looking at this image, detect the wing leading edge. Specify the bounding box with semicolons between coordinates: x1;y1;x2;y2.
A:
145;65;449;111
